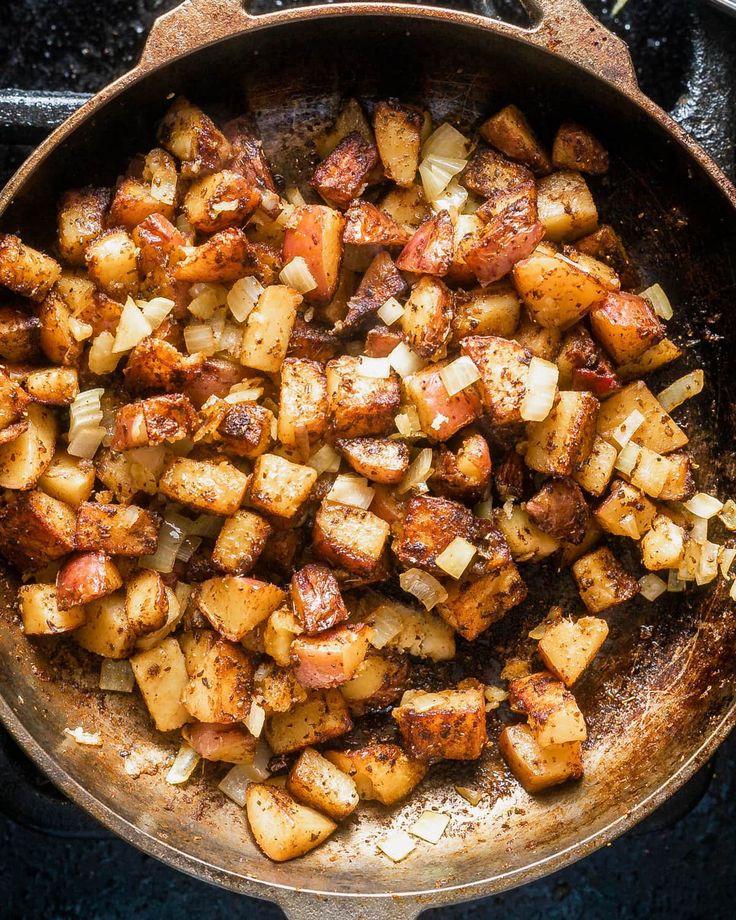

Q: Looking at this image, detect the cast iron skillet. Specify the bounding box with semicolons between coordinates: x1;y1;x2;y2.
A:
0;2;735;917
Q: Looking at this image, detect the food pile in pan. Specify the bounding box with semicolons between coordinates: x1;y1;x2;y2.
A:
0;94;732;863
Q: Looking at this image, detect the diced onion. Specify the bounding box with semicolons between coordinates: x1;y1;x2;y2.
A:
419;155;466;202
189;514;223;539
432;178;468;214
614;441;640;477
657;370;704;413
217;765;252;807
430;413;449;431
719;545;736;579
399;568;448;610
718;499;736;531
378;297;405;326
397;447;433;495
327;474;375;510
166;743;201;785
627;444;669;498
618;514;641;540
641;283;673;320
474;499;493;520
184;323;218;356
285;186;306;207
68;387;105;459
696;541;719;585
608;409;645;449
639;573;667;601
174;582;193;611
64;727;102;746
684;493;723;519
689;515;708;545
68;426;106;460
439;355;481;398
227;276;264;322
88;332;122;375
218;322;244;358
731;579;736;602
435;537;476;579
241;740;273;782
377;830;416;862
393;406;423;439
99;659;135;692
422;122;471;160
245;700;266;738
667;570;686;592
68;316;93;342
520;357;559;422
140;296;175;330
279;256;317;293
409;811;450;845
358;356;391;379
388;342;426;378
307;443;342;474
176;535;201;564
368;605;404;649
112;297;153;353
141;512;190;574
484;685;508;708
455;786;483;806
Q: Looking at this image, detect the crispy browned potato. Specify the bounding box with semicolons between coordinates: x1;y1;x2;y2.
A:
393;494;474;575
463;148;535;200
590;291;664;364
291;623;371;688
265;689;352;754
324;743;427;805
0;489;75;569
430;431;492;502
315;98;374;160
572;546;639;613
286;747;359;820
525;478;589;543
57;187;111;266
461;335;532;426
19;583;86;636
282;205;345;306
75;592;136;658
24;367;79;406
55;551;122;610
109;177;175;230
479;104;551;174
500;723;583;793
85;229;139;297
404;361;482;441
125;568;169;636
277;357;328;454
552;121;609;175
577;223;639;291
212;510;272;575
400;275;454;358
290;564;349;635
0;403;56;489
311;132;379;209
245;783;337;862
181;638;254;723
183;721;257;764
396;210;454;276
450;283;521;342
343;200;408;247
508;671;586;747
38;290;84;366
239;284;301;373
224;115;279;202
176;228;273;284
326;355;400;438
111;393;197;451
525;391;599;477
124;337;204;395
363;324;403;358
339;653;410;715
0;305;41;362
0;368;30;432
247;453;318;519
183;169;261;233
461;197;544;286
75;502;160;557
438;561;527;641
336;437;409;484
337;250;406;332
494;504;560;563
159;457;250;515
195;575;285;641
157;96;231;178
393;684;487;762
379;183;430;230
594;479;657;538
373;99;423;187
206;401;274;458
0;234;61;300
314;500;390;577
536;171;598;242
538;616;609;686
596;380;688;454
288;315;340;363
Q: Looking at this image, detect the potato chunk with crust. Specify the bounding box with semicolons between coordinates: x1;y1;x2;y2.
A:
340;653;409;715
109;177;175;230
38;450;95;508
57;186;111;266
247;453;318;519
74;592;137;659
429;431;492;502
125;568;169;637
450;283;521;342
500;723;583;793
265;689;352;754
404;361;482;441
326;355;401;438
461;197;545;286
590;291;664;364
461;335;532;426
85;229;139;297
0;368;30;432
396;210;454;276
0;234;61;300
130;637;190;732
595;479;656;538
183;169;261;233
38;290;83;366
183;722;257;764
287;747;359;821
282;205;345;306
215;402;274;458
525;478;589;543
508;671;586;746
400;275;454;358
290;564;349;635
181;639;254;723
537;171;598;242
277;357;328;454
75;502;160;557
462;149;535;201
596;380;688;454
393;495;475;575
111;394;197;451
291;623;371;688
552;122;609;175
0;490;76;569
494;505;560;563
343;200;408;247
311;132;379;209
212;510;272;575
640;514;687;571
0;403;57;490
393;685;487;762
124;338;204;395
373;99;423;188
538;616;609;687
157;96;231;178
313;500;390;577
338;250;406;333
479;105;551;174
0;305;41;362
196;576;285;641
438;561;527;641
336;437;409;484
56;551;122;610
240;284;300;373
19;583;86;636
246;783;337;863
176;228;274;284
525;391;599;477
159;457;249;516
572;546;639;613
325;743;427;805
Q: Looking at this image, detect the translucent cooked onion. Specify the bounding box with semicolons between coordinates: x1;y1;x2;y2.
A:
435;537;476;579
218;322;244;358
64;727;102;746
455;786;483;806
217;765;252;807
68;388;106;459
141;512;190;573
614;441;640;477
388;341;426;378
285;186;306;207
520;357;559;422
99;658;135;692
166;743;201;785
399;567;448;610
618;514;641;540
657;370;704;413
431;178;468;214
227;276;264;322
718;499;736;531
393;406;423;439
88;332;122;375
307;443;342;474
327;474;375;510
667;570;686;592
112;297;153;353
419;156;466;202
68;316;93;342
176;535;202;564
609;409;645;449
422;122;471;160
397;447;433;495
279;256;317;293
358;356;391;379
474;499;493;520
189;514;222;539
140;296;175;330
639;574;667;601
68;425;106;460
224;381;264;404
719;546;736;578
641;283;673;320
628;445;669;498
377;830;417;863
378;297;405;326
439;355;481;398
696;541;719;585
245;699;266;738
184;323;218;356
684;493;723;519
368;605;404;649
409;811;450;845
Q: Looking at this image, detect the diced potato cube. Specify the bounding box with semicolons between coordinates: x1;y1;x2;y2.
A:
513;315;562;362
396;210;454;276
552;122;609;175
574;435;617;497
277;357;328;453
461;335;531;425
212;510;272;575
538;617;609;686
291;623;371;689
311;131;379;209
181;639;254;723
290;563;349;635
246;783;336;862
183;722;256;764
183;169;260;233
313;500;390;576
109;177;175;230
0;304;41;362
393;685;487;762
57;186;111;266
75;592;136;658
265;689;352;754
596;381;688;454
640;514;687;570
404;361;482;441
24;367;79;405
0;403;57;490
282;205;345;305
85;230;139;297
75;502;160;556
195;576;285;641
56;551;122;610
38;289;83;366
400;276;454;358
339;654;409;714
379;184;430;230
372;600;456;661
373;99;423;187
19;583;85;636
326;355;401;438
157;96;231;177
286;747;359;821
179;629;219;678
0;233;61;300
247;453;317;519
590;291;664;364
525;391;599;476
124;337;204;395
500;723;583;793
657;453;695;501
130;637;190;732
215;402;274;458
240;285;301;373
617;338;682;381
0;369;30;432
159;457;249;516
572;546;639;613
594;479;657;538
393;494;475;575
537;171;598;242
324;743;427;805
336;437;409;485
343;199;408;248
263;606;304;668
175;228;275;284
508;671;586;746
494;505;560;562
125;568;169;636
438;562;527;641
450;283;521;343
0;489;76;569
479;105;551;174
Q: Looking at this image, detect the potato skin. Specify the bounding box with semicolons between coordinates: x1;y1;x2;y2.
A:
525;477;589;543
0;306;41;362
479;104;552;175
290;563;349;635
336;437;410;484
311;131;379;209
392;685;488;763
337;250;406;333
0;490;76;569
326;355;401;438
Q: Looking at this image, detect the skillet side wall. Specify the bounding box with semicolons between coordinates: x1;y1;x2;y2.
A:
0;14;734;901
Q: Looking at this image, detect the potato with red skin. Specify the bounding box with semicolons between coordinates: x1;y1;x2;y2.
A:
429;431;492;501
175;228;275;284
525;478;589;544
364;325;403;358
184;357;246;409
291;623;371;688
400;276;454;359
343;200;408;247
460;197;545;286
337;251;406;333
311;132;379;209
182;721;257;764
590;291;664;364
404;361;482;441
326;355;401;438
552;121;609;175
287;316;340;363
56;552;122;610
462;149;535;205
291;564;350;635
557;325;621;398
283;205;345;305
124;338;204;395
396;210;454;276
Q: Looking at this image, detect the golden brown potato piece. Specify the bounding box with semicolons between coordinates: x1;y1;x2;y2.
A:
577;223;639;291
373;99;423;188
393;494;475;575
555;324;619;397
75;592;136;659
337;250;406;333
159;457;249;516
596;380;688;454
525;478;589;544
536;171;598;243
538;616;609;687
552;121;609;175
513;314;563;363
206;401;274;458
404;361;482;441
363;324;403;358
461;335;532;426
288;315;340;363
182;638;254;723
108;177;175;230
240;284;300;374
55;551;122;610
463;148;535;201
183;169;261;233
195;576;285;641
342;200;408;247
590;291;664;364
157;96;231;177
657;452;695;501
75;502;160;557
19;583;86;636
263;606;304;668
479;105;551;174
110;393;196;451
336;437;409;484
438;561;527;641
265;689;352;755
0;305;41;362
315;98;374;160
379;183;430;231
0;403;56;489
429;431;492;502
38;290;84;367
326;355;401;438
290;564;349;635
525;391;599;477
461;197;545;286
572;546;639;613
400;275;454;358
311;131;379;209
594;479;657;538
0;234;61;301
640;514;687;570
57;186;111;266
0;368;30;432
324;743;427;805
574;435;617;497
396;210;454;276
339;653;410;715
130;637;190;732
282;205;345;306
245;783;337;863
212;510;272;575
24;367;79;406
38;449;95;508
183;721;257;764
508;671;586;747
223;115;279;200
124;568;169;637
494;504;560;563
85;229;139;298
313;500;390;577
124;337;204;395
450;283;521;343
393;685;487;762
287;747;359;821
0;489;75;569
500;723;583;793
175;228;273;284
247;453;318;519
617;338;682;382
277;357;328;454
291;623;371;689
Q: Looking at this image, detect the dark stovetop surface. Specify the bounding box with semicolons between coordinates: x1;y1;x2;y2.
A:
0;1;735;918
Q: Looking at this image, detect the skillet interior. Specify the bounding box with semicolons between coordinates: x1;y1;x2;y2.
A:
0;11;735;901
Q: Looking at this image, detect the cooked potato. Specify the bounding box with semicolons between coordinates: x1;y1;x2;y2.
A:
37;450;94;508
572;546;639;613
135;585;182;652
183;169;260;233
537;171;598;242
574;435;617;497
183;721;257;764
640;514;687;570
256;663;307;714
450;283;521;342
404;360;482;441
595;479;657;538
214;402;274;458
0;305;41;362
195;576;285;641
85;229;139;297
24;367;79;405
552;122;609;175
508;671;586;746
175;228;274;284
247;453;318;519
75;592;136;658
597;381;688;454
462;148;535;201
373;99;422;187
212;510;272;575
125;568;169;636
159;457;249;515
393;494;476;575
38;290;83;366
311;131;379;209
111;394;197;451
617;338;682;381
657;452;695;501
313;500;390;577
525;391;599;476
19;583;86;636
277;357;328;454
75;502;160;556
265;689;352;754
57;186;111;265
109;177;175;230
291;623;371;688
157;96;231;177
245;783;337;862
590;291;664;364
124;337;204;395
438;562;527;641
336;437;409;484
290;564;349;635
479;105;551;174
56;551;122;610
0;233;61;300
429;431;492;502
500;723;583;793
525;478;589;543
286;747;359;820
400;275;454;358
130;637;190;731
338;250;406;332
379;183;429;231
326;355;401;438
343;199;408;247
0;368;30;432
0;403;56;489
339;653;409;714
460;198;545;286
538;617;609;686
240;284;301;373
0;489;76;569
264;606;304;668
461;335;532;426
393;685;487;762
282;205;345;305
179;629;219;678
181;638;254;723
494;505;560;563
396;210;454;276
324;743;427;805
364;598;456;661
